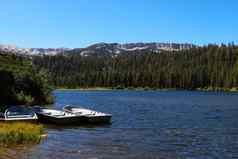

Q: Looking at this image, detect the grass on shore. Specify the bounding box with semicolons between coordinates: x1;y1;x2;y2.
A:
196;87;238;92
56;87;238;93
56;86;169;91
0;122;44;146
57;86;238;92
57;87;113;91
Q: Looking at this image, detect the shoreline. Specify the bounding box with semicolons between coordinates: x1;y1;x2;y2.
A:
56;87;175;91
55;87;238;92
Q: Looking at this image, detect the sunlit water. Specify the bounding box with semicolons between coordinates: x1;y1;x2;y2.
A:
1;90;238;159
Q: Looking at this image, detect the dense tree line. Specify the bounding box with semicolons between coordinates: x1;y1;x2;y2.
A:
0;53;53;105
33;44;238;90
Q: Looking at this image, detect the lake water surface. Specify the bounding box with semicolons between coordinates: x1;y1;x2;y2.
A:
1;90;238;159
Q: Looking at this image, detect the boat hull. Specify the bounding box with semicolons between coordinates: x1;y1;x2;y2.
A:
63;106;112;124
36;113;111;125
36;113;86;125
0;118;37;123
85;115;112;124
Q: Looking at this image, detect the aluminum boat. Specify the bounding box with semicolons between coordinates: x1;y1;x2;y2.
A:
63;105;112;124
0;106;38;121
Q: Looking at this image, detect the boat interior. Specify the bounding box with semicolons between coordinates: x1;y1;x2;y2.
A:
0;106;37;120
64;106;111;117
36;108;77;118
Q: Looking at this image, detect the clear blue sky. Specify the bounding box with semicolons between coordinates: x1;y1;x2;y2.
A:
0;0;237;48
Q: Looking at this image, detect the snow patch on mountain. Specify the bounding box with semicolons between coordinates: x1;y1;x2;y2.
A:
0;42;196;56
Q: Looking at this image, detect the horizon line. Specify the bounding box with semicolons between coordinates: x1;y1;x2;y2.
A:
0;41;237;49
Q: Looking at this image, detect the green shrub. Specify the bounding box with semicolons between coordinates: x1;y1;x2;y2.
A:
16;91;34;105
0;53;54;105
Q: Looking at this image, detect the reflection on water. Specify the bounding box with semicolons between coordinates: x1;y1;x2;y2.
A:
1;90;238;159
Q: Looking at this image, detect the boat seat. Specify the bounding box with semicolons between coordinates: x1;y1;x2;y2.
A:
7;115;33;118
0;112;4;118
46;112;66;117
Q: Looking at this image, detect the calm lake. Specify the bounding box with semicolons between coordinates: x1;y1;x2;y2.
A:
1;90;238;159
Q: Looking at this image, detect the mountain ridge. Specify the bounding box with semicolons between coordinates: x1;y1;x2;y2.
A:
0;42;196;56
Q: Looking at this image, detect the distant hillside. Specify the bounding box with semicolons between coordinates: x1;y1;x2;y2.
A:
33;44;238;90
0;44;70;56
63;42;196;57
0;52;53;105
0;42;195;56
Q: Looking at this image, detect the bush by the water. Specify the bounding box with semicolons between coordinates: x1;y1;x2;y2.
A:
0;122;44;146
0;53;54;105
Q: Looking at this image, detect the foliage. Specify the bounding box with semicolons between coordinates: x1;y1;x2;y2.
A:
16;91;34;105
33;44;238;90
0;53;54;105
